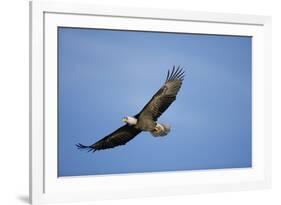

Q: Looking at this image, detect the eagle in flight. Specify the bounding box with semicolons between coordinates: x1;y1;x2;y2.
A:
76;66;185;152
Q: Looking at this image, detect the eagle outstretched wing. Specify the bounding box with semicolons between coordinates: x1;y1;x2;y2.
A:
137;66;184;122
76;124;142;152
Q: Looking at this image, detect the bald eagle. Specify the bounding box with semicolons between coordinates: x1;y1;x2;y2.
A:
76;66;184;152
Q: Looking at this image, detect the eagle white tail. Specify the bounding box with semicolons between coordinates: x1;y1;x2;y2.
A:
151;123;171;137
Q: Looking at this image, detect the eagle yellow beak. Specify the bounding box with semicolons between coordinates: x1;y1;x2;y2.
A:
122;118;127;122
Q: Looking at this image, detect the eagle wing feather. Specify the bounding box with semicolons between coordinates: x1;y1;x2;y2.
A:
76;125;142;152
138;66;184;121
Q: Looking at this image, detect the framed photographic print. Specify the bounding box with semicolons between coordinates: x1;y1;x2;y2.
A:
29;1;271;204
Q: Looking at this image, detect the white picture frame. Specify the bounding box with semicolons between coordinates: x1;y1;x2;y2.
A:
29;1;272;204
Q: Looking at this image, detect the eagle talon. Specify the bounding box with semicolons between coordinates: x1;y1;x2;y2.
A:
154;126;160;133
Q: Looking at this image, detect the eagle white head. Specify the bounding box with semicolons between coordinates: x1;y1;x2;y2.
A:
122;116;137;125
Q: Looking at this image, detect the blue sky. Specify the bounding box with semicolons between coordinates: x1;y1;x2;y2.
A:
58;27;252;177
